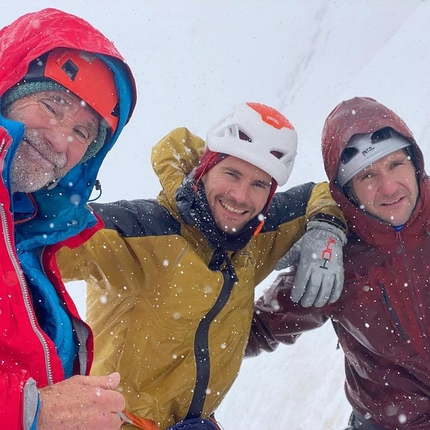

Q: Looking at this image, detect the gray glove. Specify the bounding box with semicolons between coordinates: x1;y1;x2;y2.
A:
276;220;347;308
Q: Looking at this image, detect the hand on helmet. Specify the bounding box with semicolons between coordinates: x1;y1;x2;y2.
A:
275;220;347;307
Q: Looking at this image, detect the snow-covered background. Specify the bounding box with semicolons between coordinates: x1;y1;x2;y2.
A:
4;1;430;428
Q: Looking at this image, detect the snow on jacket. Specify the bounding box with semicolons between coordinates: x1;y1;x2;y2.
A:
58;126;346;429
0;8;136;428
247;97;430;429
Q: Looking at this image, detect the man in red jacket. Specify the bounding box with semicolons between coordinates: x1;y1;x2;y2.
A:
0;8;136;429
247;97;430;430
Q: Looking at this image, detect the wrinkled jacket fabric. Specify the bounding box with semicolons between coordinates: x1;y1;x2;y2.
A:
247;97;430;429
58;127;345;429
0;8;136;428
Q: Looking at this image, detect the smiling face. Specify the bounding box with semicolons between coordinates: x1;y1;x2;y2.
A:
201;155;272;234
4;90;99;193
351;149;418;226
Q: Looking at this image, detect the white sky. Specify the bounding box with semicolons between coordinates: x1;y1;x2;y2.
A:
3;1;429;428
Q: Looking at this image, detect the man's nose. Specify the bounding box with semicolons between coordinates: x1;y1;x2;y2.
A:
228;180;250;203
46;129;72;153
379;174;398;194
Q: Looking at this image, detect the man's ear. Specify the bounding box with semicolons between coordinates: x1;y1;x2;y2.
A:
343;181;359;206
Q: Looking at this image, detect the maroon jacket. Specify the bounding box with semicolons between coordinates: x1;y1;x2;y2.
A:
247;97;430;429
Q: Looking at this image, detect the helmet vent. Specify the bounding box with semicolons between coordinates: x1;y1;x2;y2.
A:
62;59;79;81
341;147;359;164
238;130;252;142
111;102;120;119
270;150;284;159
371;127;394;143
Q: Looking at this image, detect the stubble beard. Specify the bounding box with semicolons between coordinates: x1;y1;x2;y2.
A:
10;138;67;193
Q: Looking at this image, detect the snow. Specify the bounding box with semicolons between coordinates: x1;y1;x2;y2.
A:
4;1;430;428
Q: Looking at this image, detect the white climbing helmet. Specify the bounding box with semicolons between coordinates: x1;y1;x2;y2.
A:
337;127;411;187
206;102;298;186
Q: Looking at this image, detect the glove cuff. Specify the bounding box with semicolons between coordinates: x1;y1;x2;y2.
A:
306;220;347;245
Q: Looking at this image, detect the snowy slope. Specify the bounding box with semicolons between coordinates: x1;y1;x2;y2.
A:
3;1;429;429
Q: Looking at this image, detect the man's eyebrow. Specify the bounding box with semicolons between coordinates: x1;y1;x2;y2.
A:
51;93;99;131
220;166;241;175
51;94;73;106
355;165;374;178
221;166;271;186
255;178;271;187
86;121;99;137
85;115;99;129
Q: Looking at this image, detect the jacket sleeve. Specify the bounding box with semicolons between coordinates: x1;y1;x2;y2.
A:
245;270;329;357
304;182;346;232
56;238;92;283
151;127;205;199
56;226;145;300
0;371;36;429
252;181;346;285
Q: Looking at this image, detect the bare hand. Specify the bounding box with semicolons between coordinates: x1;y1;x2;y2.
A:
37;372;125;429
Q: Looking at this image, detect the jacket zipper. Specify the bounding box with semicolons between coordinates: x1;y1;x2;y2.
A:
1;205;53;384
378;231;414;342
380;283;409;341
186;251;238;420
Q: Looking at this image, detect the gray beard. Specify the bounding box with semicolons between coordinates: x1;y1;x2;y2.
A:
10;155;56;193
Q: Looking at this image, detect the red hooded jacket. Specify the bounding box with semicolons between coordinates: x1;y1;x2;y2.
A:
0;8;136;428
247;97;430;429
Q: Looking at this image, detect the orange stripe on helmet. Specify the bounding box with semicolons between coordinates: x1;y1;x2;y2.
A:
246;102;295;131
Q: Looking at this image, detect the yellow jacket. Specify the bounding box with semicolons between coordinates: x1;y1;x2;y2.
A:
58;128;345;429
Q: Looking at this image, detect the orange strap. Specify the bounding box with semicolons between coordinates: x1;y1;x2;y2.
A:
120;410;223;430
120;410;161;430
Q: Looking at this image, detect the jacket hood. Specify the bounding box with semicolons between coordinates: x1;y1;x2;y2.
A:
321;97;422;183
0;8;137;100
0;8;137;208
321;97;427;245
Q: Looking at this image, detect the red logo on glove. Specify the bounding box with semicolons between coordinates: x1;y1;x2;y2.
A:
319;236;336;269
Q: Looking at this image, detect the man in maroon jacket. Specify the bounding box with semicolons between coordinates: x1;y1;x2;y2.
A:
247;97;430;430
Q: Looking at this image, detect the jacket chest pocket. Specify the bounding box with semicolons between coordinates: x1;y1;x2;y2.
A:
370;266;430;357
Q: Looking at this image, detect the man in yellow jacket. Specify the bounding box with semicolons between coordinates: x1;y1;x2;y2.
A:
58;102;346;429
